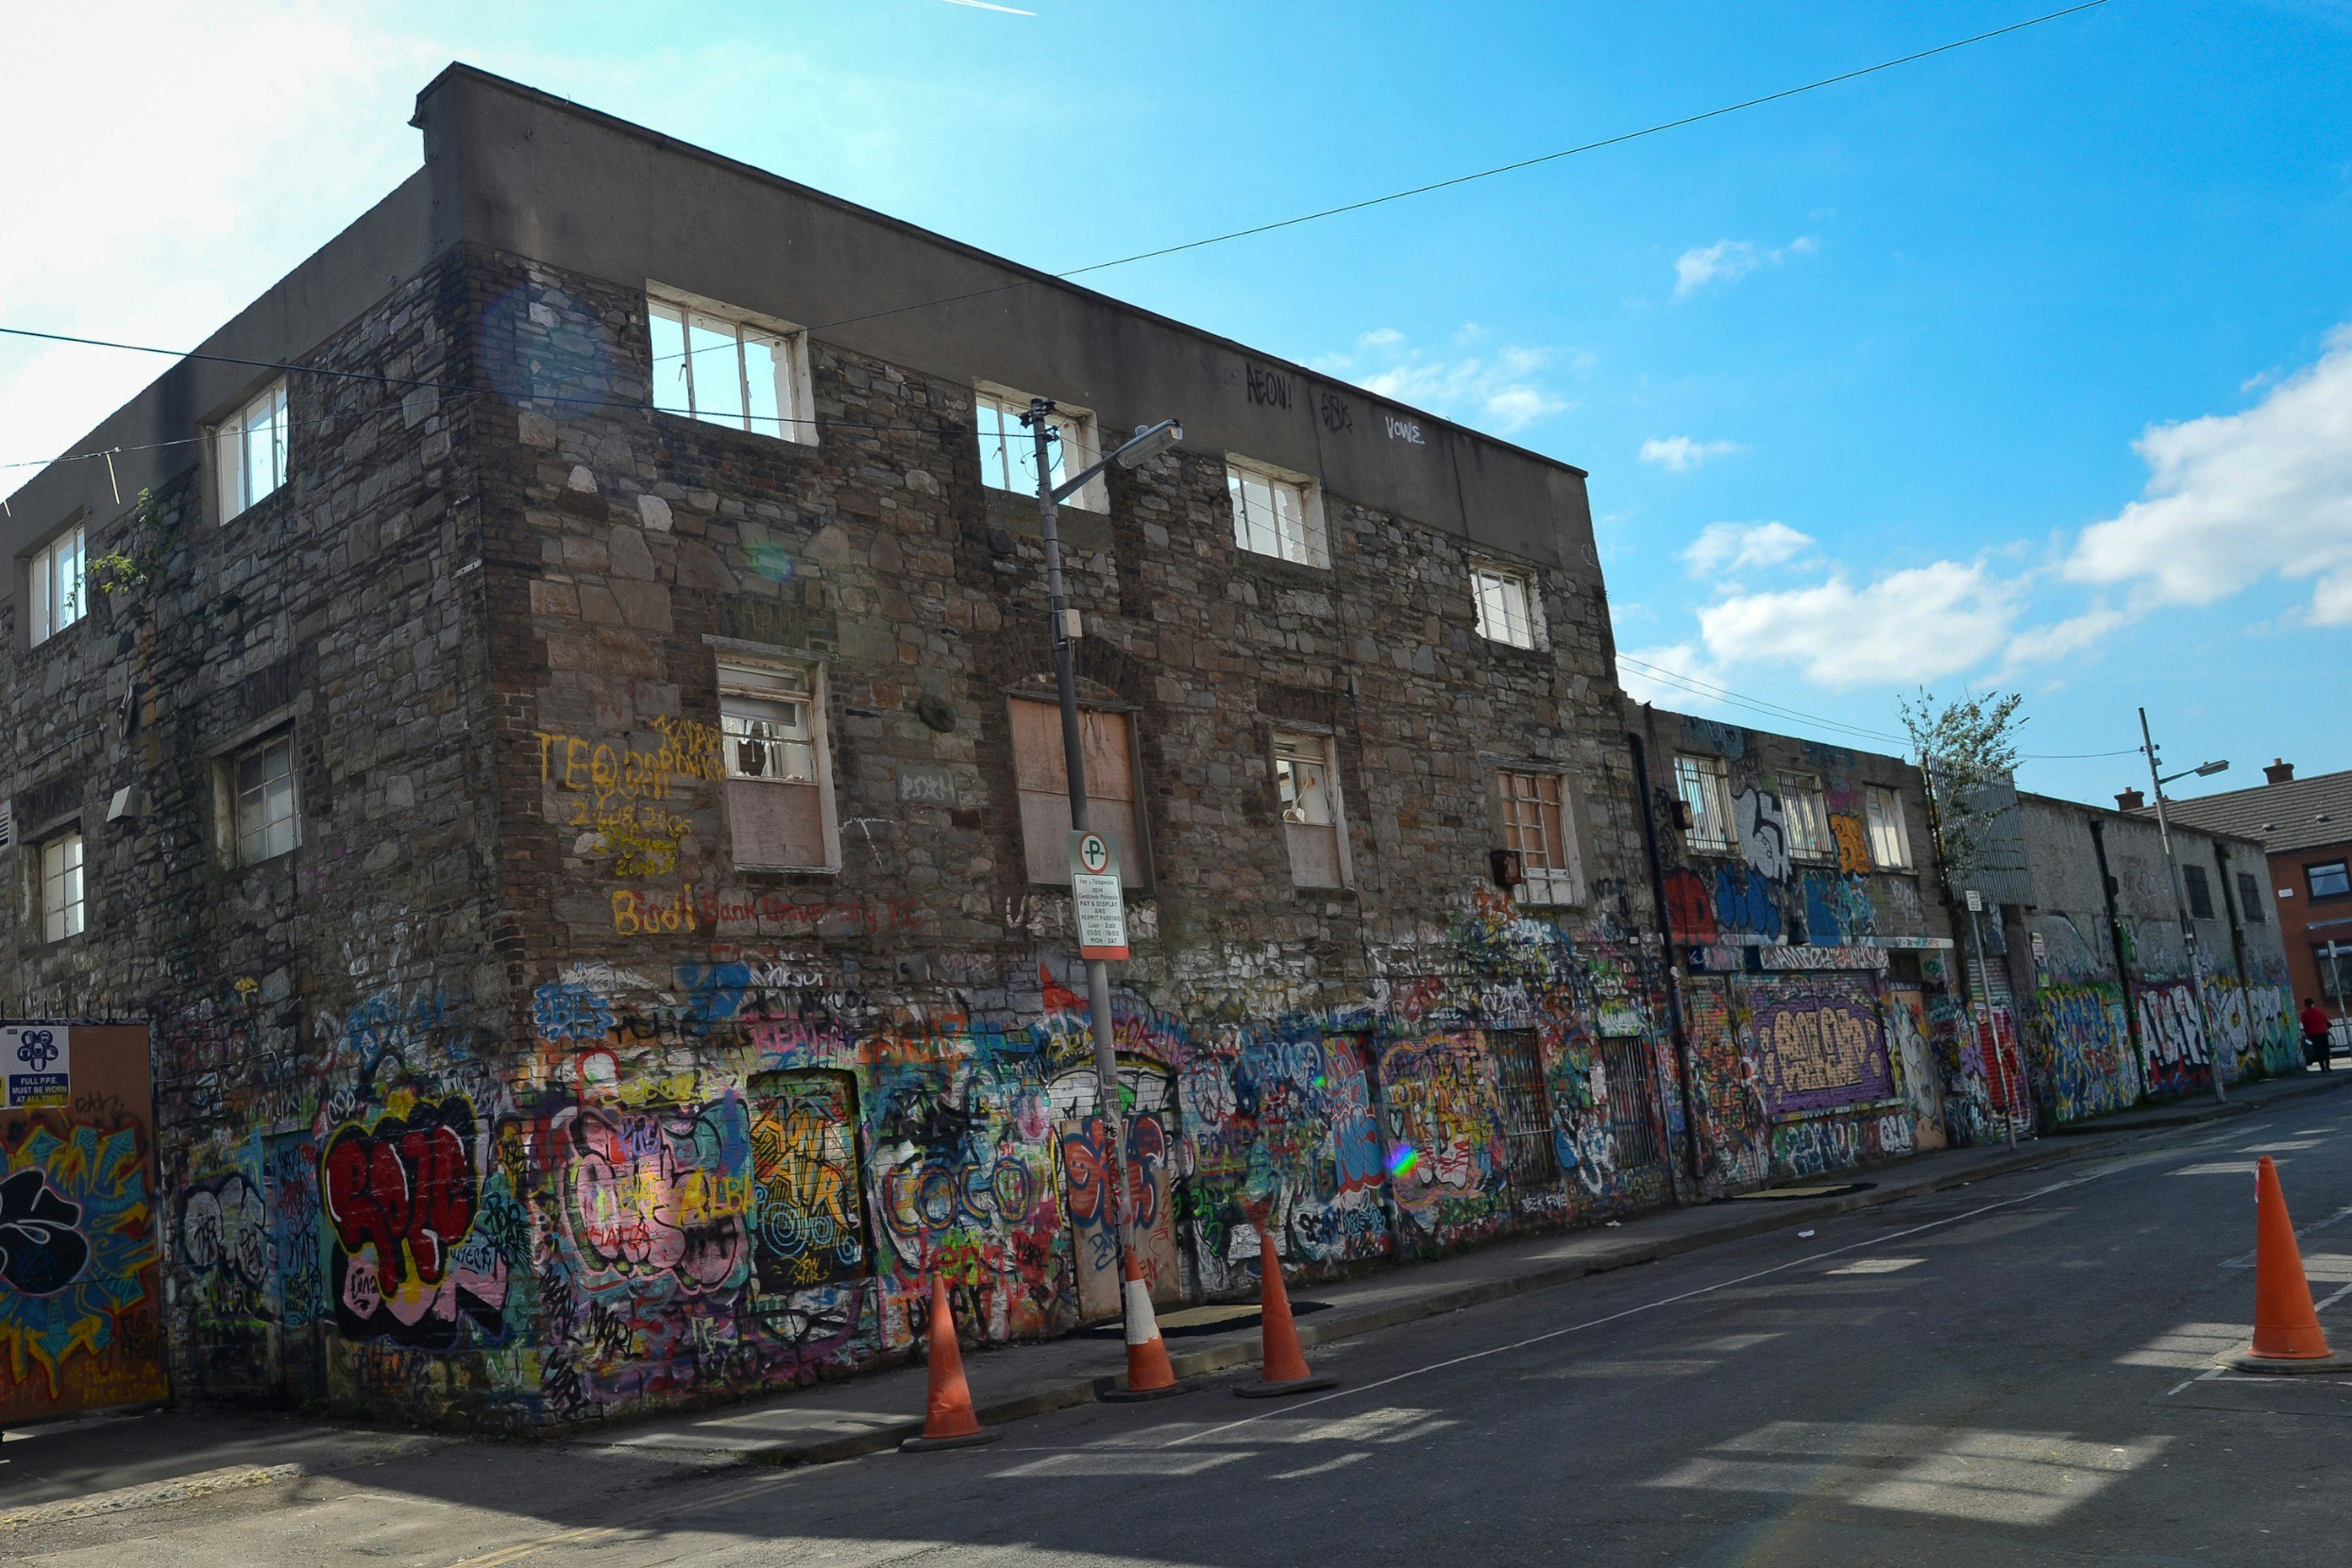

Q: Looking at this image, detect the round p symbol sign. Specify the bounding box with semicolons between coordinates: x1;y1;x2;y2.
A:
1075;833;1110;876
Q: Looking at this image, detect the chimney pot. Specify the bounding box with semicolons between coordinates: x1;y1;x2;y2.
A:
2116;787;2147;812
2265;758;2295;784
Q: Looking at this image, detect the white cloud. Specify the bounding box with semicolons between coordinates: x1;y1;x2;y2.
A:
1999;605;2130;668
1640;435;1748;473
1672;235;1818;300
1692;562;2022;689
1321;330;1579;434
1681;521;1815;578
2066;326;2352;626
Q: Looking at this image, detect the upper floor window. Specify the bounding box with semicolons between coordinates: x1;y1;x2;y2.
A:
1009;697;1142;887
975;389;1102;509
1781;775;1834;860
1472;565;1539;649
215;379;288;521
1673;754;1735;853
38;828;84;942
1864;785;1914;870
719;660;835;870
1275;731;1348;889
28;522;85;646
2238;871;2265;923
2182;864;2215;920
1227;458;1328;567
234;733;300;865
649;292;814;446
2310;860;2351;902
1497;768;1582;906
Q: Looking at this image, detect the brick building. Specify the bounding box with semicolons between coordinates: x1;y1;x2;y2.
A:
3;66;1689;1429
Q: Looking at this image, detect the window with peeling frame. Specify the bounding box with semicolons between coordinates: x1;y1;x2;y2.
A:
1674;755;1736;853
1472;565;1538;649
1497;768;1582;906
215;379;288;521
720;661;834;869
1781;776;1835;860
975;390;1101;509
1227;460;1327;567
28;522;85;647
649;295;813;445
1864;785;1914;870
1275;732;1347;888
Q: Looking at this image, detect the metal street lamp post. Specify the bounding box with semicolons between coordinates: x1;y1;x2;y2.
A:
1024;400;1182;1315
2138;706;2227;1104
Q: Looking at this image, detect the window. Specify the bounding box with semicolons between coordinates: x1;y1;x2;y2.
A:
1009;698;1142;886
2238;871;2265;924
720;661;834;869
2310;861;2351;902
975;390;1102;509
1497;769;1582;906
1227;459;1328;567
233;734;299;865
1472;565;1539;649
648;294;812;445
214;379;288;521
1673;755;1735;853
2318;945;2352;1004
1864;785;1914;870
1781;776;1834;860
2182;864;2215;919
28;522;85;646
37;830;83;942
1275;732;1348;889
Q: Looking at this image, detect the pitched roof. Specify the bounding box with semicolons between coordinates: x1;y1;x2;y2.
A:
2154;767;2352;857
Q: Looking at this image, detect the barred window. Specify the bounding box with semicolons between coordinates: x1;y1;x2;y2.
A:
1782;776;1834;860
1674;754;1735;853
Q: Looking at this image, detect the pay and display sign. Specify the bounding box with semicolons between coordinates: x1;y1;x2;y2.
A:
1069;831;1129;961
0;1026;70;1109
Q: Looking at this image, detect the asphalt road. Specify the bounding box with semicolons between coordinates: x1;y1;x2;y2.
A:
13;1095;2352;1568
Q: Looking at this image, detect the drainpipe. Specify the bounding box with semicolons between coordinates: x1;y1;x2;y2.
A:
1627;726;1702;1193
2088;818;2143;1093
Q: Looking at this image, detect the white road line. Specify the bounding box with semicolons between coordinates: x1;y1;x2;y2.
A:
1165;1168;2116;1450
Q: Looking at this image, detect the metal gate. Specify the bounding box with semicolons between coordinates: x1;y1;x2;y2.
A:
1597;1035;1671;1172
1484;1029;1561;1190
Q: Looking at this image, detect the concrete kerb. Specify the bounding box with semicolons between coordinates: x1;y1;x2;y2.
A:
707;1076;2352;1469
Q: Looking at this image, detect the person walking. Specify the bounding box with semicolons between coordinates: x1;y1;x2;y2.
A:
2302;997;2335;1071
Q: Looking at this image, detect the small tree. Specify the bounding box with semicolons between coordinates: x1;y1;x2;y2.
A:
87;488;173;598
1899;687;2026;885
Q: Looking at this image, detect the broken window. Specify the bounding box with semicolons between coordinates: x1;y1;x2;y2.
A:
28;521;85;646
1472;565;1539;649
721;661;834;869
1497;768;1582;906
1275;731;1347;889
1227;459;1328;567
1782;775;1834;860
214;379;288;522
1864;785;1914;870
38;828;83;942
649;293;813;445
1674;754;1736;853
1009;697;1142;886
233;733;299;866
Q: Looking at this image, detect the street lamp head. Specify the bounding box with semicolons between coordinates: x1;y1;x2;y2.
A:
1112;419;1183;470
2195;760;2228;778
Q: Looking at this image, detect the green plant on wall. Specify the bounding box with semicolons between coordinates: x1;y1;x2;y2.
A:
87;487;174;597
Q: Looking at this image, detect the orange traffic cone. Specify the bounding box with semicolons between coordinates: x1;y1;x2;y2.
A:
900;1273;1004;1450
1236;1232;1337;1399
2227;1156;2351;1374
1098;1253;1192;1401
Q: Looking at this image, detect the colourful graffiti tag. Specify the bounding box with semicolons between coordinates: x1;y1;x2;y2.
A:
321;1099;510;1349
0;1121;165;1409
1747;981;1895;1117
747;1073;868;1290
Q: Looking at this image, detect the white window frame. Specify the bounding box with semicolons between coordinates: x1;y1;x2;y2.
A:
975;386;1104;512
38;828;84;942
1781;775;1835;861
647;287;818;447
1471;563;1542;649
1864;785;1914;870
1273;730;1351;889
1674;754;1736;853
28;521;86;647
718;657;838;871
214;379;289;522
232;732;300;867
1226;456;1329;568
1497;768;1583;906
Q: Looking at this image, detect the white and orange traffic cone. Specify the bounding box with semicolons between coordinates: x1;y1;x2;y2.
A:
1236;1233;1336;1398
1098;1253;1191;1401
900;1273;1005;1450
2227;1156;2352;1374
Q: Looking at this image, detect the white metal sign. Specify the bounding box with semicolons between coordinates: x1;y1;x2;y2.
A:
1069;830;1129;961
1;1025;70;1109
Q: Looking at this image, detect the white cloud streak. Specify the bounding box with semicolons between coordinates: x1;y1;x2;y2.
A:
1672;235;1817;299
1640;435;1748;473
1322;329;1579;434
1681;521;1815;578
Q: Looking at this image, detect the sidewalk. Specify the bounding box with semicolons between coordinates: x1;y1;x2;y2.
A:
5;1065;2344;1520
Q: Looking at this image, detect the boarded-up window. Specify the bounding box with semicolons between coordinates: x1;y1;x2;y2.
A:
721;660;832;868
1009;698;1142;886
1497;769;1582;906
1275;731;1345;888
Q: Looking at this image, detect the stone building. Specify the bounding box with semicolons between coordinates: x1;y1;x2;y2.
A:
1622;703;1981;1184
2;66;1684;1429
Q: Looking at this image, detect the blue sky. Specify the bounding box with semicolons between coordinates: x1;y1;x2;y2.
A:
5;0;2347;807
